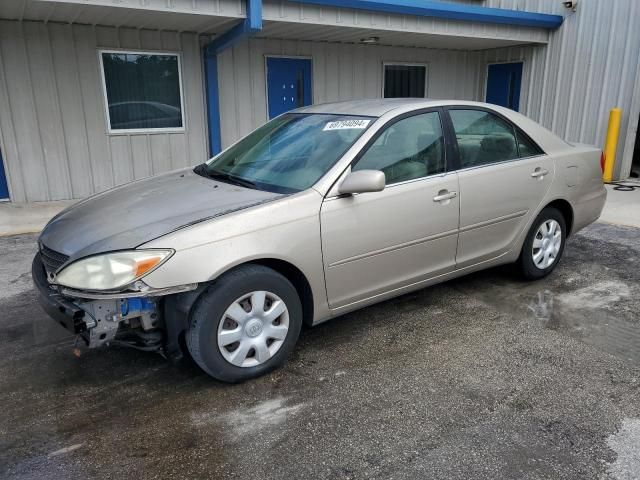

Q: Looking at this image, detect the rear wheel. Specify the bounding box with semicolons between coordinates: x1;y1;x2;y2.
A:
186;265;302;382
518;207;566;280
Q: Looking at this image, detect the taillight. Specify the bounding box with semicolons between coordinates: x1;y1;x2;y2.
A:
600;151;606;174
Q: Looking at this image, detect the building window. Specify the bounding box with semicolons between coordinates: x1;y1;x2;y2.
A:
383;64;427;98
100;51;184;133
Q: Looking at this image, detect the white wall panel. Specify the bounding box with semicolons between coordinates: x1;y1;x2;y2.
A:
217;38;479;148
0;20;208;201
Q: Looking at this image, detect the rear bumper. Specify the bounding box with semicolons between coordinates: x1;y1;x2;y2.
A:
572;184;607;234
32;253;93;335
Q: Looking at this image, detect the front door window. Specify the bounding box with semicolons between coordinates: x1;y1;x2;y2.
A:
353;111;445;183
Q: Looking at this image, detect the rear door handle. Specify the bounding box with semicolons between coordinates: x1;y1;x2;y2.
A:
531;168;549;178
433;191;458;202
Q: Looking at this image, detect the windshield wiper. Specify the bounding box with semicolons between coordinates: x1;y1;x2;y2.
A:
204;169;259;190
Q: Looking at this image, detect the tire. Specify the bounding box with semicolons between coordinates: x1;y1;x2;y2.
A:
186;264;302;382
518;207;567;280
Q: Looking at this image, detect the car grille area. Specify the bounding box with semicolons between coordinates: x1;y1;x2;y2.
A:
40;244;69;274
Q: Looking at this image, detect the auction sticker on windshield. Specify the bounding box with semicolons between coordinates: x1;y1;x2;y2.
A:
323;119;371;131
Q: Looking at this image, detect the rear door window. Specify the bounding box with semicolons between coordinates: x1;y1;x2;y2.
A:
449;109;518;168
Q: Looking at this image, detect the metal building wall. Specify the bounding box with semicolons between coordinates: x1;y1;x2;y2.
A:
216;37;479;148
467;0;640;179
0;20;208;202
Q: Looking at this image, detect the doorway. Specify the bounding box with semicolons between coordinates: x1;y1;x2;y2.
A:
486;62;523;112
632;114;640;178
0;149;9;201
266;57;312;119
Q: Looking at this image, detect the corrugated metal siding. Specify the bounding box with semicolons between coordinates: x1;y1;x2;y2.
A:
0;20;208;202
217;37;478;147
473;0;640;178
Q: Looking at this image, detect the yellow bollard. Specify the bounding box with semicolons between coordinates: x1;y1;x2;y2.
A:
603;107;622;183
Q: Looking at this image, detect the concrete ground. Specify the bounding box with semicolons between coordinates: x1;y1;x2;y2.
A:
0;200;75;236
600;180;640;228
1;222;639;479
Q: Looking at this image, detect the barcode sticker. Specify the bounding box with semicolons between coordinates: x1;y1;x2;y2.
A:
323;119;371;131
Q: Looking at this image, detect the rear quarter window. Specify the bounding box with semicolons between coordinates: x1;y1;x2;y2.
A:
515;128;544;158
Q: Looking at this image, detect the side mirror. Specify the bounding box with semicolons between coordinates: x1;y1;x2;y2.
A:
338;170;386;195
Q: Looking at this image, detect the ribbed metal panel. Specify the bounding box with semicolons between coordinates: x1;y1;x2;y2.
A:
0;21;209;202
216;37;479;148
473;0;640;178
1;0;638;194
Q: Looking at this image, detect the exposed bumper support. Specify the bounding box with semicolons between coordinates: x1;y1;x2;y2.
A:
33;253;174;351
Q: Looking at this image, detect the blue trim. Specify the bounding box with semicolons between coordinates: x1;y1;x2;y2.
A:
287;0;563;29
204;54;222;155
203;0;263;155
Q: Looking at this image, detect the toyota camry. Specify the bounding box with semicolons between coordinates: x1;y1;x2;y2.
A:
33;99;607;382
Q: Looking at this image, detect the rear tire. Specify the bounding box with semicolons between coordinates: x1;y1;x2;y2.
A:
186;265;302;382
518;207;566;280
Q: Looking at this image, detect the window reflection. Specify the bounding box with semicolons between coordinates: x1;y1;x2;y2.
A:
101;52;183;131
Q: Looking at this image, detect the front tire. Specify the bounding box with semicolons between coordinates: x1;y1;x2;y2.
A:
518;207;566;280
186;265;302;382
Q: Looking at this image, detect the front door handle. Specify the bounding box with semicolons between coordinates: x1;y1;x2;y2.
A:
531;168;549;178
433;190;458;202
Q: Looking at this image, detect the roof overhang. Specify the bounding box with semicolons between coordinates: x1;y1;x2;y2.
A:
0;0;243;34
287;0;563;29
259;0;553;50
1;0;560;50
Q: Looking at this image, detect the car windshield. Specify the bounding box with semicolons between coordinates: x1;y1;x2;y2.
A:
197;113;374;193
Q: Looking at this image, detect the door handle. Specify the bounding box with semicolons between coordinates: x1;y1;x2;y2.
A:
433;190;458;202
531;168;549;178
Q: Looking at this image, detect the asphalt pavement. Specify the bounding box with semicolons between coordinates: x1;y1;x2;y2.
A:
1;222;639;479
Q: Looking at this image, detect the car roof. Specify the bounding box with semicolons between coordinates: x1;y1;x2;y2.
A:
294;98;532;117
294;98;441;117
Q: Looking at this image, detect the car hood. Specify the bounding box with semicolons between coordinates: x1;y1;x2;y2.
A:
39;168;283;261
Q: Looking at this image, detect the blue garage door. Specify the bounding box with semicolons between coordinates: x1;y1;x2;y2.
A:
266;57;312;119
486;62;523;112
0;149;9;200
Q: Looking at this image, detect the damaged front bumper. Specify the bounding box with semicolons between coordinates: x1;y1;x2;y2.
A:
32;253;196;352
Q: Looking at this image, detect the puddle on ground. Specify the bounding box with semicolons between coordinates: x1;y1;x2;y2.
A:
456;272;640;367
525;286;640;365
191;396;307;441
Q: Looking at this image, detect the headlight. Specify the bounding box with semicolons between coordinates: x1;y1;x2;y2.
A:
55;249;173;291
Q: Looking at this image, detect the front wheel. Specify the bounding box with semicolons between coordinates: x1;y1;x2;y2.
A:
518;207;567;280
186;265;302;382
